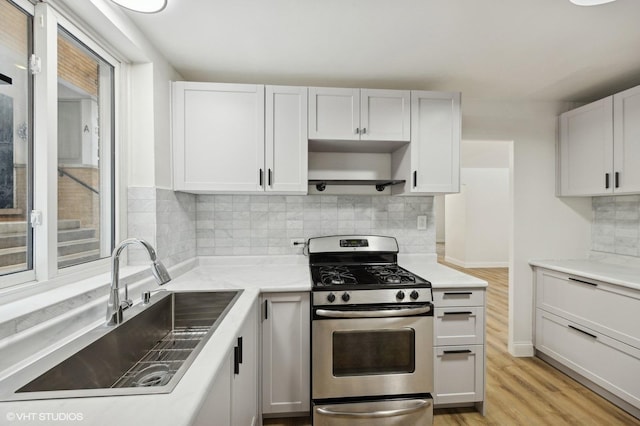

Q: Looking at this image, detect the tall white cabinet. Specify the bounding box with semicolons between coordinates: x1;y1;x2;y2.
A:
261;292;310;416
392;91;461;195
558;83;640;196
265;86;308;193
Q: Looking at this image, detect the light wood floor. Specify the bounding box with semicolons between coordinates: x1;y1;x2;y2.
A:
264;254;640;426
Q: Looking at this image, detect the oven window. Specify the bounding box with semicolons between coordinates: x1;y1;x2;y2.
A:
332;329;415;376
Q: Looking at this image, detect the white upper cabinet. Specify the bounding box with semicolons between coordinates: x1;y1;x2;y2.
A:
265;86;308;193
558;97;614;196
308;87;410;142
360;89;411;141
172;82;265;192
172;82;307;194
392;91;461;194
613;85;640;194
558;84;640;196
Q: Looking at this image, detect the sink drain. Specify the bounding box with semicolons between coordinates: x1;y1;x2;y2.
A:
132;364;172;387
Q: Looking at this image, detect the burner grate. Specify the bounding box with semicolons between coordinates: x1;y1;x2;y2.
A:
318;265;357;286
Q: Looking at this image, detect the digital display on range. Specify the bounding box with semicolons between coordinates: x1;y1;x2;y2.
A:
340;239;369;248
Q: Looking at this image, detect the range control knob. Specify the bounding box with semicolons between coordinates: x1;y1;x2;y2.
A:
396;290;405;300
341;292;350;302
327;293;336;303
410;290;420;300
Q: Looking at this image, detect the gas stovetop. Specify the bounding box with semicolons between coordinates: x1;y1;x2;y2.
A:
311;264;430;290
307;235;432;306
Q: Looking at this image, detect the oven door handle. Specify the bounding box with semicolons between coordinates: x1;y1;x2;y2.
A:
316;399;431;419
315;305;431;318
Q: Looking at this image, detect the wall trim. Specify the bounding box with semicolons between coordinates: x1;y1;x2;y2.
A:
509;341;534;357
444;256;509;269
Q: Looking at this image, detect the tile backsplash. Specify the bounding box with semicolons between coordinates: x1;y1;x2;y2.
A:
592;195;640;257
196;195;435;255
128;190;435;260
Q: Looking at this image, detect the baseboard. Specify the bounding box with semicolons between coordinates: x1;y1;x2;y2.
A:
509;341;534;357
443;256;508;269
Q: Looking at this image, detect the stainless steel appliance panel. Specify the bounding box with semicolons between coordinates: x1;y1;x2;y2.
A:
313;397;433;426
312;313;433;399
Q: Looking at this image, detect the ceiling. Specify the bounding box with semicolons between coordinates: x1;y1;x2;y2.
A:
121;0;640;102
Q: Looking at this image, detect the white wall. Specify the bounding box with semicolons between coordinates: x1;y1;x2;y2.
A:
445;167;510;267
462;98;592;356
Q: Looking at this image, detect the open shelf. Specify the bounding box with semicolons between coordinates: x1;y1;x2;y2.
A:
308;179;406;192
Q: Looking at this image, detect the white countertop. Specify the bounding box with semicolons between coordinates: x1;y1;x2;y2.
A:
0;254;484;425
529;257;640;291
399;254;488;289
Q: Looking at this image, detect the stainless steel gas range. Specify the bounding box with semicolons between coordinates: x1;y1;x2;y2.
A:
308;235;434;426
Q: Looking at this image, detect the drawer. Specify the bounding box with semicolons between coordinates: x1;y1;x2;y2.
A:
433;345;484;405
535;268;640;348
434;307;484;346
535;309;640;409
433;289;485;307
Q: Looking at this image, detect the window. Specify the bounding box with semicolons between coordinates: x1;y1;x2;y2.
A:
56;28;114;269
0;0;33;277
0;0;117;287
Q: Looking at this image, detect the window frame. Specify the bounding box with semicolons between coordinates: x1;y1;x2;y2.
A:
0;0;127;291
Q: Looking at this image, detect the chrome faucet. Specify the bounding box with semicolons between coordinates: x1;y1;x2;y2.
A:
106;238;171;326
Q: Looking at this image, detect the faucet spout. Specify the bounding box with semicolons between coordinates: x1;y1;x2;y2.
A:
106;238;171;326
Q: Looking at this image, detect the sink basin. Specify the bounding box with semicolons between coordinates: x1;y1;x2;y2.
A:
2;290;241;401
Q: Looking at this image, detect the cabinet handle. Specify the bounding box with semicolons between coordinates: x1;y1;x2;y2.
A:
355;128;360;134
259;169;263;187
362;127;367;134
568;325;597;339
605;173;610;189
615;171;620;188
237;336;243;364
443;291;472;296
268;168;272;186
443;311;473;316
443;349;473;354
568;277;597;287
264;299;269;320
233;345;240;375
413;171;417;188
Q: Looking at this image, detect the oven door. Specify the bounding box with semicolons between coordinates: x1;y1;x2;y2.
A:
312;304;433;400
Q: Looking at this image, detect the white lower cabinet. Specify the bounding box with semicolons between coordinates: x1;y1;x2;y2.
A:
432;288;486;413
194;301;258;426
534;267;640;414
261;292;310;416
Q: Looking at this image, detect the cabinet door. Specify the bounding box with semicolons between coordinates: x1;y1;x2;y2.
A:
308;87;360;140
232;303;258;426
193;352;232;426
614;85;640;194
172;82;265;192
360;89;410;142
410;91;461;193
262;292;310;415
265;86;308;193
434;345;484;404
558;97;614;196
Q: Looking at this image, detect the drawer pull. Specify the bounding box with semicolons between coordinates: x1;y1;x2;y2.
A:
443;349;473;355
568;277;597;287
568;325;597;339
443;311;473;316
443;292;472;296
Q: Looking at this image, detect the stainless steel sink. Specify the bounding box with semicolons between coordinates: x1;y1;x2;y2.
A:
2;290;241;401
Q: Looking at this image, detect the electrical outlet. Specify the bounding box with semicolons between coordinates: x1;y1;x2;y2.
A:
290;238;306;247
417;215;427;230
